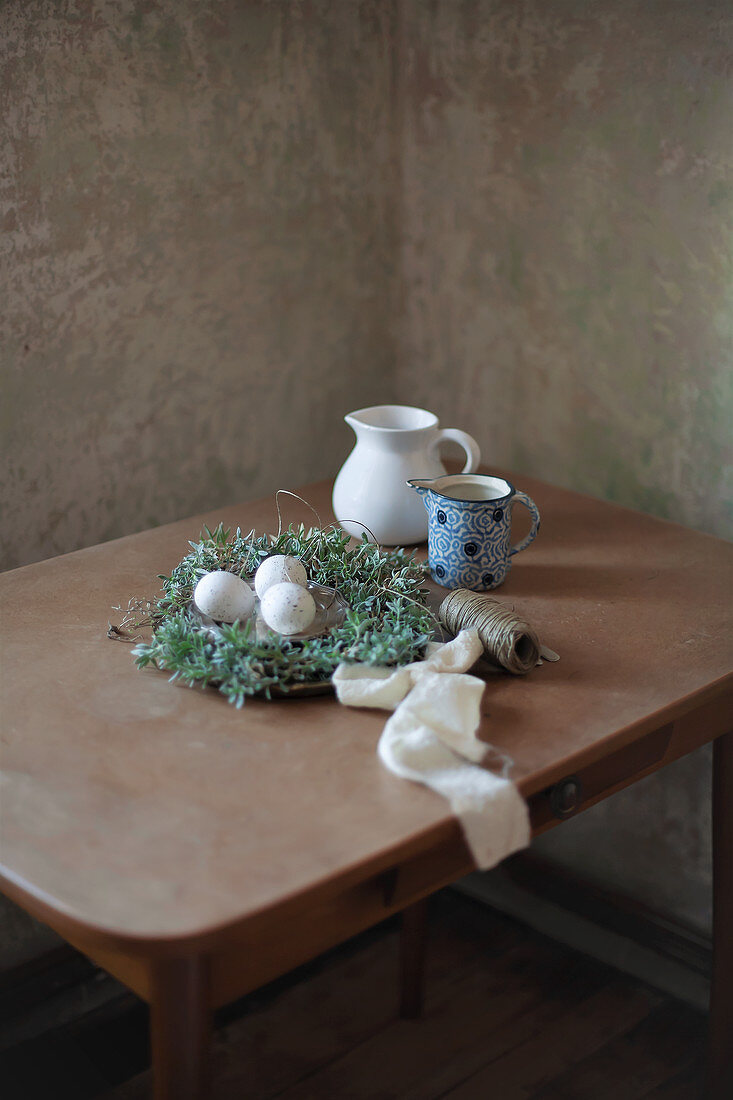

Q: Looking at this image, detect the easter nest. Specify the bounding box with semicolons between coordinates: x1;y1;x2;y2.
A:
129;523;434;705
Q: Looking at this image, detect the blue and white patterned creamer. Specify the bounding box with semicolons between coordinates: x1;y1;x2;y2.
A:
408;474;540;590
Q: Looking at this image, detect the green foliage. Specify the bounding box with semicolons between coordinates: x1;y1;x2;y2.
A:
133;524;433;706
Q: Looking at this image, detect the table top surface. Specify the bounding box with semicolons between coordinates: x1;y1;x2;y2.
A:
1;476;731;949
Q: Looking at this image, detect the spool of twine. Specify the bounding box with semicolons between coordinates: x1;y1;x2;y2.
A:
438;589;541;675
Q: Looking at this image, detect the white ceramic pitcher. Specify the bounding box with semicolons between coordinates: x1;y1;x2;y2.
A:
332;405;481;545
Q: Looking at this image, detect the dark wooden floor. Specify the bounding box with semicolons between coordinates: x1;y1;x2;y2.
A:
2;891;707;1099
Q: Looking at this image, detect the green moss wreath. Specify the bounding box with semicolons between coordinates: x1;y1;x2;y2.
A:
132;523;434;705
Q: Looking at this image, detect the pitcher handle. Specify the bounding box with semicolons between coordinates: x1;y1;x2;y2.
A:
510;491;541;556
434;428;481;473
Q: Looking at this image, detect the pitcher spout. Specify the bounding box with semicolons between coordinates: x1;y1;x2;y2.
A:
407;478;439;496
344;412;362;435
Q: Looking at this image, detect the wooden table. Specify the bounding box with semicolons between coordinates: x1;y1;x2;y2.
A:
1;476;731;1098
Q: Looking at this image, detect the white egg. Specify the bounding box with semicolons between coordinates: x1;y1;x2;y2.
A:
260;582;316;635
254;554;308;598
194;571;255;623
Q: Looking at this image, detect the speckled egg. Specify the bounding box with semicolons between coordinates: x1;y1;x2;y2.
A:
194;571;255;623
260;581;316;635
254;554;308;598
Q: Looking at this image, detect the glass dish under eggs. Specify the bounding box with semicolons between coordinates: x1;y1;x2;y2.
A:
191;578;349;641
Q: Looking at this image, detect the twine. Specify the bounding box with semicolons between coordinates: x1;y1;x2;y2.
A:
274;489;323;537
438;589;541;675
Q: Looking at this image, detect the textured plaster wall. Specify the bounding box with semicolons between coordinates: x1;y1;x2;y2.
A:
1;0;398;573
397;0;732;540
396;0;733;935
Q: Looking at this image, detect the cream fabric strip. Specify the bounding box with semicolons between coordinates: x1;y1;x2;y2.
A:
333;629;530;870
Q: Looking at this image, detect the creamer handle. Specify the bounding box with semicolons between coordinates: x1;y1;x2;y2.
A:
435;428;481;473
510;492;541;556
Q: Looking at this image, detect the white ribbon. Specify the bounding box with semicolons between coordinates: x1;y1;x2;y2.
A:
333;629;530;870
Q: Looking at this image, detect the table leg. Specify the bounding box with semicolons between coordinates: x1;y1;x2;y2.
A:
708;729;733;1099
150;955;211;1100
400;898;429;1019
